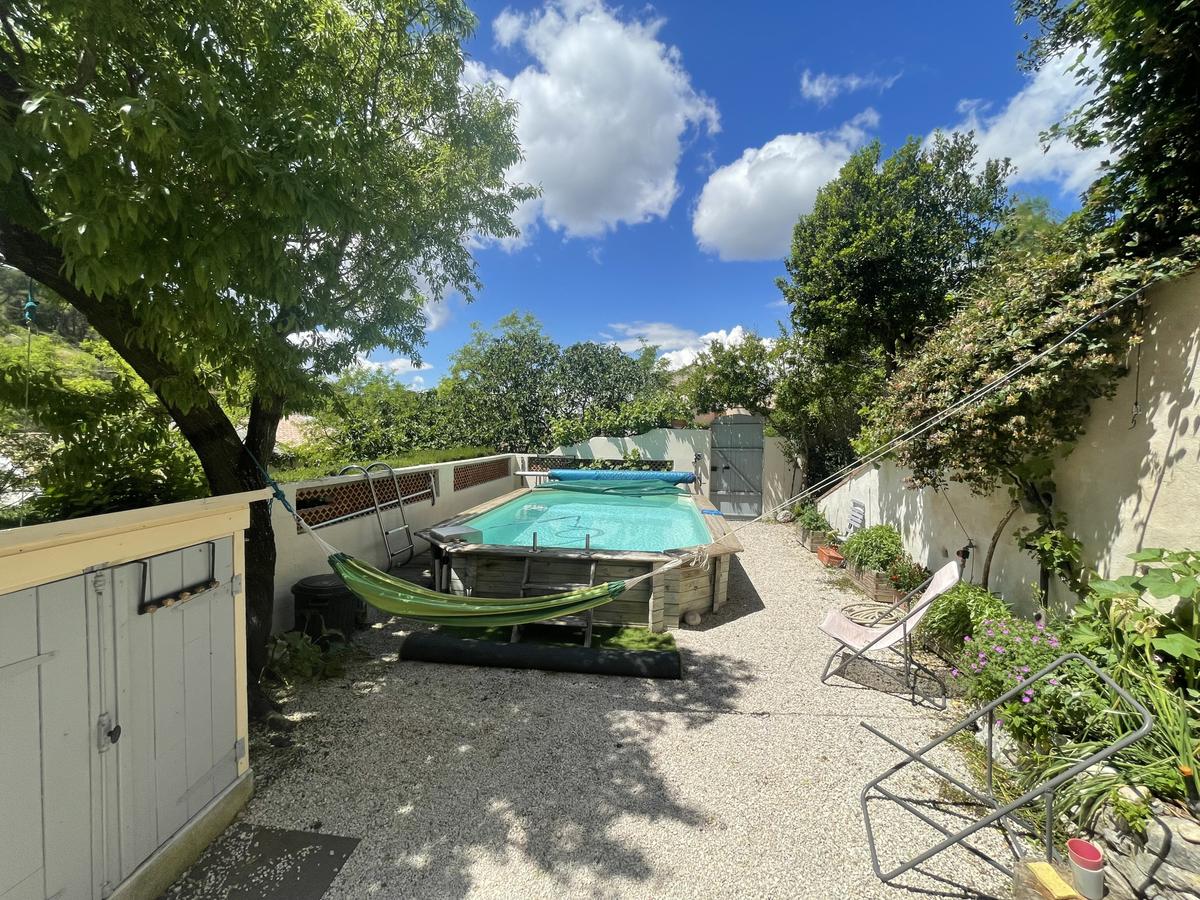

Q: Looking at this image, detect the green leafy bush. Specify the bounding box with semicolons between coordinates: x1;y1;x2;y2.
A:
264;629;358;685
793;502;832;533
272;445;494;484
958;615;1094;749
920;583;1011;650
886;556;929;593
840;524;903;571
953;549;1200;826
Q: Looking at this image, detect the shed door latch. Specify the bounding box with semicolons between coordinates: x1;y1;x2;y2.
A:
97;713;120;751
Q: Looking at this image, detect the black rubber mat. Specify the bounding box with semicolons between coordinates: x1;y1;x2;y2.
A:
162;823;359;899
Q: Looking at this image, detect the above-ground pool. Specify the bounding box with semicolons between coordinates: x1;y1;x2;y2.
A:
420;486;742;631
464;489;712;553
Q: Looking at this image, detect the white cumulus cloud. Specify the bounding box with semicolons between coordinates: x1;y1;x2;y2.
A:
938;50;1107;194
799;69;900;106
475;1;718;246
692;111;877;262
607;321;768;370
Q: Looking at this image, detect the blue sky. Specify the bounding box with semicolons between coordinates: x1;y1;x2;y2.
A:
367;1;1103;385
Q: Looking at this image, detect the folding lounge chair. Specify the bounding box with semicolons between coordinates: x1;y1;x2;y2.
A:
819;558;962;707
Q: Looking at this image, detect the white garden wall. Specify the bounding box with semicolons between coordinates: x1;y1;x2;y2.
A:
819;272;1200;612
549;427;712;482
271;454;522;630
549;427;799;511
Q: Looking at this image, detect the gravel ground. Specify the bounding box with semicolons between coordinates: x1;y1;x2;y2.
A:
232;523;1016;899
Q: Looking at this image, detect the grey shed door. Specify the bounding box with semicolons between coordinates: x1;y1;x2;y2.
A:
710;416;764;518
0;537;238;900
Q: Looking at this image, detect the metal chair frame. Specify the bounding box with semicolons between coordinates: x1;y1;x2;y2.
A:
859;653;1153;884
819;570;952;709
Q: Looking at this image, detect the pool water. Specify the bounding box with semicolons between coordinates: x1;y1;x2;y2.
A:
466;489;712;552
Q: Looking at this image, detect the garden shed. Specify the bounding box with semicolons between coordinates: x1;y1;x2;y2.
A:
0;491;264;899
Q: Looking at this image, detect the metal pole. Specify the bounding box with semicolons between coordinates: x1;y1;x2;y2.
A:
986;709;995;797
1045;790;1055;859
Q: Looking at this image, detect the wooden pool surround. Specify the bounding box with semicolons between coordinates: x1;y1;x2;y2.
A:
417;487;743;631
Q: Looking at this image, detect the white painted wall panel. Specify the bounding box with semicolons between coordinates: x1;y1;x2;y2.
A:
0;590;43;899
36;576;95;900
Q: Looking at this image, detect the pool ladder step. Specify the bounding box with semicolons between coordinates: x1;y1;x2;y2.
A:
511;559;597;647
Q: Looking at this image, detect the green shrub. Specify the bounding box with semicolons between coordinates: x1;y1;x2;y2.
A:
886;555;929;593
793;502;832;533
271;445;495;484
920;583;1011;649
840;524;903;571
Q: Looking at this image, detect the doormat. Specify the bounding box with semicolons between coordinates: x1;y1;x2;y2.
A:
163;824;359;900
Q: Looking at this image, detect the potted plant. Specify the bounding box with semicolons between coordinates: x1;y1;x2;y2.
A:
817;538;845;568
794;503;834;552
841;525;906;601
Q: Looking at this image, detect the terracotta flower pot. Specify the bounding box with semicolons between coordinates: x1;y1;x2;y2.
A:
817;545;845;568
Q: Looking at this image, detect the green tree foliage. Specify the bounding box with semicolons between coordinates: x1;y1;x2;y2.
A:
0;0;532;698
0;333;205;520
548;389;690;448
778;134;1013;375
858;228;1199;586
304;368;441;463
554;341;662;418
440;314;561;452
770;334;883;485
1017;0;1200;249
678;332;775;416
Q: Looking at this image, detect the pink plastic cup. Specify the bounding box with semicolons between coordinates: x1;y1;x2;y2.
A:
1067;838;1104;871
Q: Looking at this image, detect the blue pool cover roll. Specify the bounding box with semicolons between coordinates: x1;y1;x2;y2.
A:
548;468;695;484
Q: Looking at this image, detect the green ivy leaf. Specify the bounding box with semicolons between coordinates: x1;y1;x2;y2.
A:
1152;632;1200;662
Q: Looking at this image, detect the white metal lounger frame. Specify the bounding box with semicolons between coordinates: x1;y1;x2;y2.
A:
819;558;962;709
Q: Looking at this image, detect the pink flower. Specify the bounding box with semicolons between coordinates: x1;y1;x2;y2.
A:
1021;695;1032;703
994;645;1006;654
964;635;973;643
951;669;960;678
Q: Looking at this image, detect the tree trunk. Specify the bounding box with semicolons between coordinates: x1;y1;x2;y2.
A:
982;500;1020;591
0;207;281;717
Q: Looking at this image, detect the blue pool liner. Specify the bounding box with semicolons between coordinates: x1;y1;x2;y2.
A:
548;469;696;484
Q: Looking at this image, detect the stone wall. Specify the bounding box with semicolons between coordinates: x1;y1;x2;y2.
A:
1094;799;1200;899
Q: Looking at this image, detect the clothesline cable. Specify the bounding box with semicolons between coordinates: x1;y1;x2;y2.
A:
708;275;1161;552
253;273;1163;596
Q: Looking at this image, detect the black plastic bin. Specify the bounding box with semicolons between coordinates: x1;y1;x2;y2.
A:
291;574;367;640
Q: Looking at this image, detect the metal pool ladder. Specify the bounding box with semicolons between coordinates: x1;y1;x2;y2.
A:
511;555;598;647
338;462;434;570
858;653;1153;884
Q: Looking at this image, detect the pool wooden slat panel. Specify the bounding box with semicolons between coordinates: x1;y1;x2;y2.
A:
426;485;741;630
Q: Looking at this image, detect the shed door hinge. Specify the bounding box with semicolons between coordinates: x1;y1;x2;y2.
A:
235;737;247;760
230;574;243;595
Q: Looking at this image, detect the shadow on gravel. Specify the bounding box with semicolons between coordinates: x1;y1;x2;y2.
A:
254;618;757;898
681;555;765;632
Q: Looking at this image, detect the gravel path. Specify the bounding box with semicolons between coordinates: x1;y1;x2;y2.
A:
236;523;1014;899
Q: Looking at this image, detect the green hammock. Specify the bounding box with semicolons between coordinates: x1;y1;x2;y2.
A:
328;552;633;627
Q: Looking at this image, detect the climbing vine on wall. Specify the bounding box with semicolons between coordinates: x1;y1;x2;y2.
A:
858;232;1199;590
